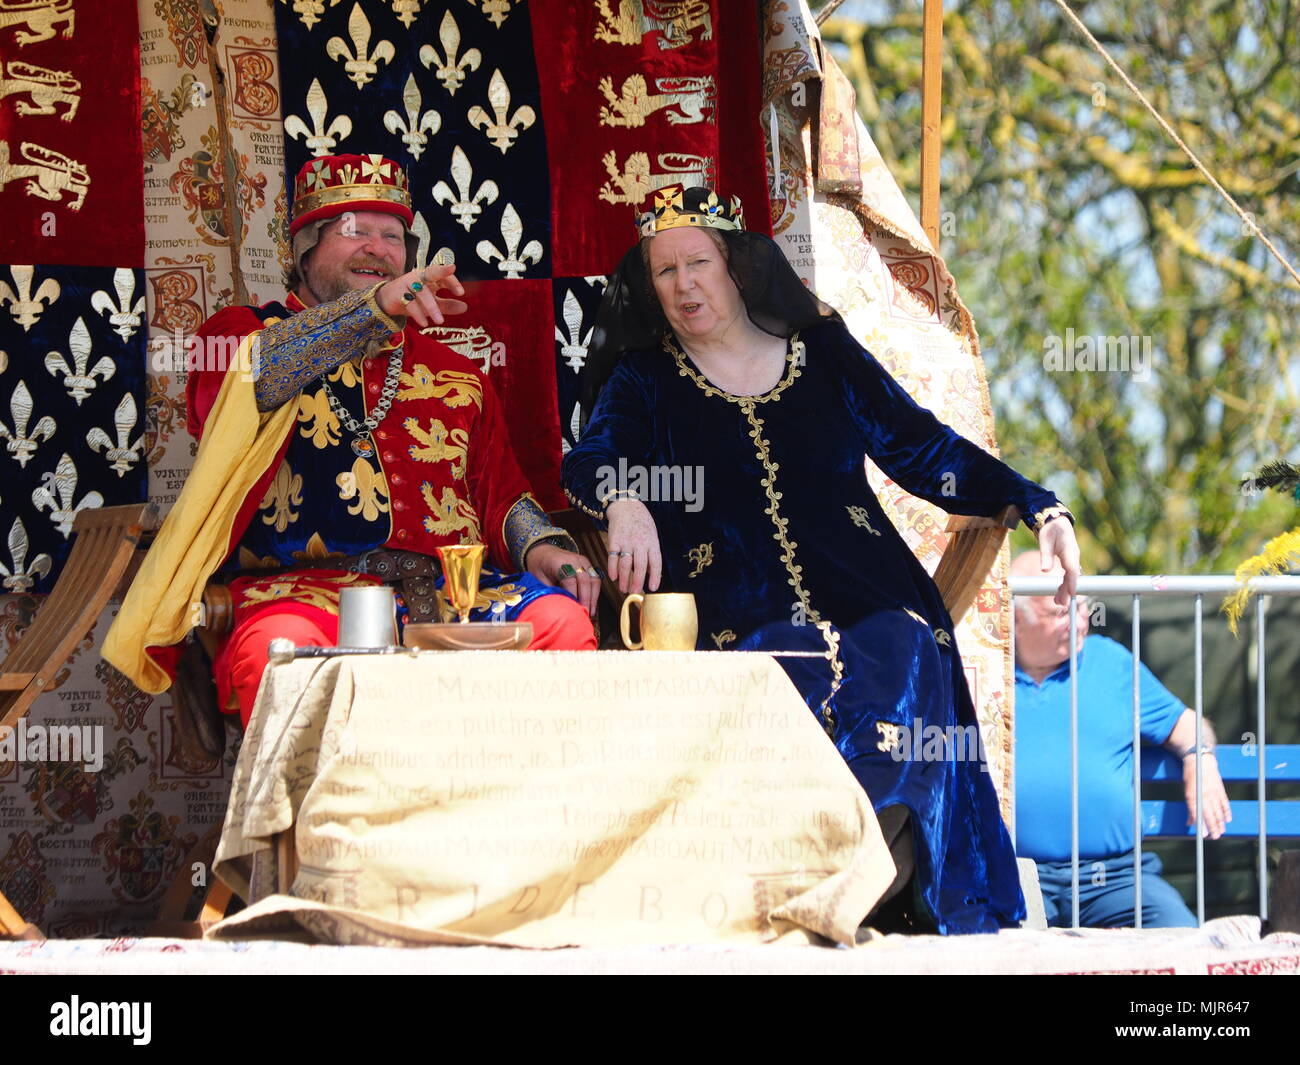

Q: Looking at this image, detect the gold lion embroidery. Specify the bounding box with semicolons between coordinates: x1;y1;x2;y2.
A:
396;365;483;409
711;629;736;649
297;388;341;448
336;456;390;522
687;541;713;578
593;0;713;50
0;1;75;48
876;721;902;754
597;74;716;127
240;574;365;615
258;460;303;533
598;149;714;205
0;140;89;211
419;482;482;540
846;505;881;536
0;60;81;120
598;149;649;205
403;416;469;478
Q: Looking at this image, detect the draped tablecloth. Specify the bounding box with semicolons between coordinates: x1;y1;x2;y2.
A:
209;651;894;948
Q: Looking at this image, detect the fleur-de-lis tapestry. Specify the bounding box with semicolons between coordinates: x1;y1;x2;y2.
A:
0;263;147;591
0;2;147;592
275;0;770;494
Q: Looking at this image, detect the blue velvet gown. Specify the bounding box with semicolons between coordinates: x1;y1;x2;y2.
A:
562;318;1066;934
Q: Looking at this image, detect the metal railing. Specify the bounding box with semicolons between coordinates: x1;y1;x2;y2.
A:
1008;574;1300;929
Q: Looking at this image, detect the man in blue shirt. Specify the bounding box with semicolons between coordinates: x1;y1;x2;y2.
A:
1011;552;1231;927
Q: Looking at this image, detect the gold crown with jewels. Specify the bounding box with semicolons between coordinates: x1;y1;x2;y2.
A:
636;184;745;238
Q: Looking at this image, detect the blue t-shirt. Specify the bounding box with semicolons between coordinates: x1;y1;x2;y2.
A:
1014;634;1185;862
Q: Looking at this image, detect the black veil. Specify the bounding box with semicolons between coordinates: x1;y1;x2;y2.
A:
578;229;842;422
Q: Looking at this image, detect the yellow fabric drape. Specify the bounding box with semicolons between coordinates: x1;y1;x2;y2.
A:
103;334;297;693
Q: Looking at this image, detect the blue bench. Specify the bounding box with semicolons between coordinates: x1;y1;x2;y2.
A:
1140;744;1300;837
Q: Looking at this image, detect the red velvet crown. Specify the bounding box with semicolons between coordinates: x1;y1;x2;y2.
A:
290;153;413;235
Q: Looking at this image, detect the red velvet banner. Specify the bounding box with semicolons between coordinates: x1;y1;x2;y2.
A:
432;278;565;512
0;0;144;267
530;0;772;277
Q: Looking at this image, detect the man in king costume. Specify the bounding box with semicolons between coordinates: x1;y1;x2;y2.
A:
106;154;599;724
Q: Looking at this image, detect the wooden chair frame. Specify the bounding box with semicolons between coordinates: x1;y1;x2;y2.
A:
0;502;155;941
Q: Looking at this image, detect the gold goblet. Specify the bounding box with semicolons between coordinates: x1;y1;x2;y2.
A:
436;544;486;624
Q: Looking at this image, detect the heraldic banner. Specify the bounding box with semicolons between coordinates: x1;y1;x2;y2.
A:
0;0;148;595
273;0;771;506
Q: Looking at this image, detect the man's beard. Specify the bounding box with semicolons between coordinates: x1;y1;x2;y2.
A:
303;254;396;304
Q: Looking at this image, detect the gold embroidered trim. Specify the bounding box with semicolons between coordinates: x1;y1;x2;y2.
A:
255;286;394;409
687;542;714;577
1028;504;1075;534
742;403;815;622
503;492;576;570
815;621;844;737
364;282;404;336
291;531;347;564
435;581;525;619
846;505;881;536
666;332;803;405
562;483;605;521
739;400;845;732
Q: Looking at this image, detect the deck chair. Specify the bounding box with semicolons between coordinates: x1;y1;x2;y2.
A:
0;502;156;941
932;506;1021;623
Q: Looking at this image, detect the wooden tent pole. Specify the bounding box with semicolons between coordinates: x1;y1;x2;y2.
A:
920;0;943;252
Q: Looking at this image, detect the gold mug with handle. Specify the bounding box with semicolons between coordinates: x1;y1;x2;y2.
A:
620;592;698;650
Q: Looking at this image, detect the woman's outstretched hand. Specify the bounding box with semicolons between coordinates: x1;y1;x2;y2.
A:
606;498;662;594
1038;515;1082;606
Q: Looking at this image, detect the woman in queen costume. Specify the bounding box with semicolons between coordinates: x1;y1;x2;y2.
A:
562;185;1081;934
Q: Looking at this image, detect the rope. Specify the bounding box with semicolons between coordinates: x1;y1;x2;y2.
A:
815;0;847;25
1048;0;1300;289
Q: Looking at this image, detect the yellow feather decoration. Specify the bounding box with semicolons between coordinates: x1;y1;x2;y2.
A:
1222;527;1300;635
